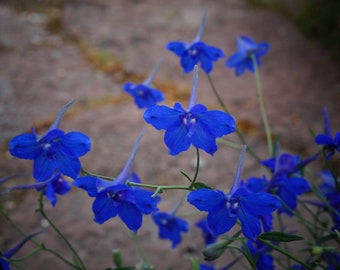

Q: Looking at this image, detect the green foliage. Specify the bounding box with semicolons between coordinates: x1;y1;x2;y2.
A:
246;0;340;61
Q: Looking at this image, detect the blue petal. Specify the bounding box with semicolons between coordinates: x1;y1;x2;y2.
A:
187;189;226;211
315;134;334;146
55;150;82;180
8;133;41;159
197;110;236;137
225;52;246;68
285;177;311;195
131;189;160;214
207;207;236;236
239;193;281;216
204;45;225;60
93;192;118;224
33;154;57;181
190;123;218;155
73;176;98;197
164;125;191;155
166;41;187;56
60;132;91;157
118;202;142;232
237;207;262;239
180;52;197;73
144;105;184;130
44;182;58;206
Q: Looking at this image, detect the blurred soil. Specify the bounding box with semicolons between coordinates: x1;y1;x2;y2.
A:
0;0;339;269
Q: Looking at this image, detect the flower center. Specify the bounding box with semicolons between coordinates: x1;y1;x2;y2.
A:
182;113;197;137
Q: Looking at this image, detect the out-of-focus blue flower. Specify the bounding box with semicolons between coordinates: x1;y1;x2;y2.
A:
321;251;340;270
144;66;236;155
246;240;274;270
319;170;340;230
166;10;224;74
123;59;164;109
37;173;71;207
8;101;91;181
0;231;41;270
315;108;340;160
225;35;269;76
196;218;217;245
152;211;189;248
74;130;159;232
261;152;311;215
200;264;215;270
188;147;281;239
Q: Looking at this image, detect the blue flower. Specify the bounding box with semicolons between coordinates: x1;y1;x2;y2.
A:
166;10;224;74
319;170;340;230
123;59;164;108
188;147;281;239
74;130;160;232
152;211;189;248
38;173;71;207
315;108;340;160
321;251;340;270
196;218;217;245
261;152;311;215
200;264;215;270
1;231;41;270
246;240;274;270
225;35;269;76
8;101;91;181
144;66;236;155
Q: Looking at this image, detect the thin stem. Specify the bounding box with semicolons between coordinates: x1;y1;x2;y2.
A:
251;54;273;156
189;148;200;189
131;232;148;263
37;191;87;270
0;206;78;268
207;74;261;162
126;181;193;193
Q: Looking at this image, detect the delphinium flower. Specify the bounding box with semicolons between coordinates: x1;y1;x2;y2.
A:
144;65;236;155
8;101;91;181
318;170;340;230
246;240;274;270
123;59;164;109
152;211;189;248
196;218;217;245
188;146;281;239
261;152;311;215
166;10;224;74
225;35;270;76
37;173;71;207
74;130;160;232
0;173;70;207
315;108;340;160
0;231;41;270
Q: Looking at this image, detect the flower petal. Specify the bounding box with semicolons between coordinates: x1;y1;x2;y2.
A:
144;105;183;130
118;202;142;232
239;193;281;217
60;132;91;157
237;207;262;239
92;192;118;224
187;188;226;211
9;133;40;159
207;207;236;236
164;125;191;155
166;41;187;56
73;176;98;197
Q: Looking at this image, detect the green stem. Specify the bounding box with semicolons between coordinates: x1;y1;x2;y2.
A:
189;148;200;189
126;181;193;193
37;191;87;270
258;239;313;270
251;54;273;156
207;74;261;162
0;206;77;268
131;232;148;264
81;168;114;181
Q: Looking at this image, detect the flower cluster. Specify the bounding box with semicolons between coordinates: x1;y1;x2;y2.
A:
1;8;340;270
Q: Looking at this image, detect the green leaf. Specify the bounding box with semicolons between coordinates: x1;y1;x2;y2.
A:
258;231;304;242
193;182;213;190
